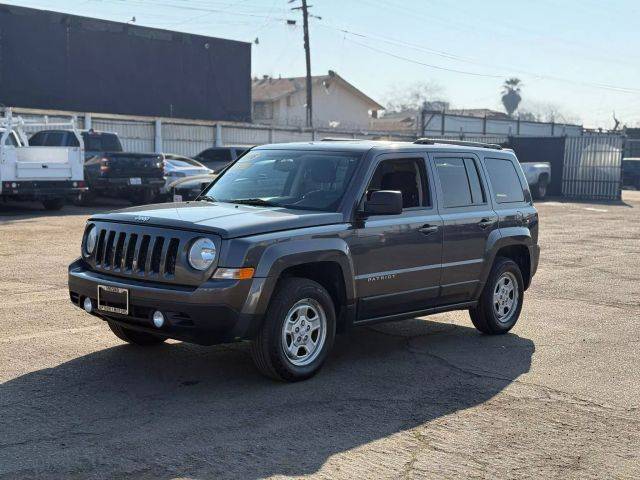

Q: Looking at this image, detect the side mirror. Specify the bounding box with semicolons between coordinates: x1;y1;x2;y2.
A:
364;190;403;215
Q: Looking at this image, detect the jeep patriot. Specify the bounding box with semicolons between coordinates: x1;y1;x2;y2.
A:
68;139;540;381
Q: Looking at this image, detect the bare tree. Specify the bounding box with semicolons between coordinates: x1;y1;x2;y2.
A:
519;100;581;124
501;78;522;117
383;81;446;113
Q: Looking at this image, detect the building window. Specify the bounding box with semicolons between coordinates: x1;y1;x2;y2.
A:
253;102;273;120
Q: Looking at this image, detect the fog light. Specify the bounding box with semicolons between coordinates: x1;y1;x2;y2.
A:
152;311;165;328
83;297;93;313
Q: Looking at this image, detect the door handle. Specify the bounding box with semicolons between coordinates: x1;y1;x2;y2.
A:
418;224;439;235
478;218;495;229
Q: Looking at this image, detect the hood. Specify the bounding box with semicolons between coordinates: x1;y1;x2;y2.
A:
90;201;344;239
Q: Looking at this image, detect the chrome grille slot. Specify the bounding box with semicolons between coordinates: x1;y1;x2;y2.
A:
137;236;151;274
103;231;116;268
165;238;180;275
86;221;216;286
123;233;138;271
150;237;164;274
95;229;106;264
113;233;126;270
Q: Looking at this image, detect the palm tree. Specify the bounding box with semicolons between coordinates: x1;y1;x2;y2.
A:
501;78;522;117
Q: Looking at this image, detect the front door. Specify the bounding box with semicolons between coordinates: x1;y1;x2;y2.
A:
349;154;443;322
431;154;498;304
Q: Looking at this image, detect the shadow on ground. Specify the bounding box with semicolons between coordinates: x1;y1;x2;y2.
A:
0;319;534;479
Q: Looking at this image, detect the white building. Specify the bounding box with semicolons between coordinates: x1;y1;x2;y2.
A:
252;70;383;130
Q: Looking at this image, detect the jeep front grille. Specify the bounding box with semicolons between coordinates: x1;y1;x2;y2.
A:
85;221;219;286
94;229;180;277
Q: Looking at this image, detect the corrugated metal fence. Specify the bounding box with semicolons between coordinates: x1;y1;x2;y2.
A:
562;136;623;200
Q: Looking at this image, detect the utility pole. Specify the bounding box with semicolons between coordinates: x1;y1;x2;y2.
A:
291;0;315;128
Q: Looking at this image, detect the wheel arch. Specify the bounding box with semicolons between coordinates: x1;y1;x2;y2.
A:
251;238;356;332
481;229;534;291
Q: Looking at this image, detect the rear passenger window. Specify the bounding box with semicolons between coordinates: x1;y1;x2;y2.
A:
485;158;525;203
435;157;486;208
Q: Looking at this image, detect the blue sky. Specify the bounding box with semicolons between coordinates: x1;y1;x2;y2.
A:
4;0;639;127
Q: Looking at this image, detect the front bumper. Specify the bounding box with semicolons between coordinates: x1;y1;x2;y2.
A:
68;259;266;345
1;180;87;199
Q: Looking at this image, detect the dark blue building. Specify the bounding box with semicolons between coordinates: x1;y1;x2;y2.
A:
0;5;251;122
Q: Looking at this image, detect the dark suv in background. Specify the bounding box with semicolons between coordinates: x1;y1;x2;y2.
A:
30;129;165;204
68;139;539;381
194;146;248;173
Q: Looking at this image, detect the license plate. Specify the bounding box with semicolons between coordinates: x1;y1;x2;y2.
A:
173;194;183;202
129;177;142;185
97;285;129;315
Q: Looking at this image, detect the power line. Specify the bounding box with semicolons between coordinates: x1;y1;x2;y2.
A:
320;23;640;95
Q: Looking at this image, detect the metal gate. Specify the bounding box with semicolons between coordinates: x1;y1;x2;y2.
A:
562;135;623;200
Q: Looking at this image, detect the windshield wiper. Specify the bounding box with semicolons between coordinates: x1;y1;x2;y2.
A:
197;194;217;202
230;198;278;207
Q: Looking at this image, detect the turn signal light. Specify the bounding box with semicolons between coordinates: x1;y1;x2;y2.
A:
212;267;255;280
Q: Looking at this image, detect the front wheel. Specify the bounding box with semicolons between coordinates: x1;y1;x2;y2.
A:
108;321;166;346
469;257;524;335
250;278;336;382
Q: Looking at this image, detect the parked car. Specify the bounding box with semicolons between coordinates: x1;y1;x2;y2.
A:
1;112;86;210
622;158;640;189
168;173;217;202
194;146;248;173
161;154;212;197
520;162;551;199
30;129;165;205
69;139;539;382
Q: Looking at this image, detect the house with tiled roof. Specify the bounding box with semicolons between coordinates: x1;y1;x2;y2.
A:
252;70;383;129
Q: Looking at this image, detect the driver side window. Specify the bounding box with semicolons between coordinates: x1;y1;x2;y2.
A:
366;158;429;209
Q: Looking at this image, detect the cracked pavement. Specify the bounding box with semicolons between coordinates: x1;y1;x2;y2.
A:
1;192;639;479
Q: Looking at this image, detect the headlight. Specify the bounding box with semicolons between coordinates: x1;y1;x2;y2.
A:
84;224;97;255
188;238;216;271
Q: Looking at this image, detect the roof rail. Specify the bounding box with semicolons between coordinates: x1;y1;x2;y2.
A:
320;137;365;142
414;138;503;150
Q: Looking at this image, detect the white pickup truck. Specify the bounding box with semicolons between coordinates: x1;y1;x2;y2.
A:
0;111;86;210
520;162;551;199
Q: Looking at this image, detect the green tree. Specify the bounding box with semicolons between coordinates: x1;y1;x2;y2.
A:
501;78;522;117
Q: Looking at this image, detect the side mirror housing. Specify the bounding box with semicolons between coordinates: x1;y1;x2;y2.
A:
364;190;403;215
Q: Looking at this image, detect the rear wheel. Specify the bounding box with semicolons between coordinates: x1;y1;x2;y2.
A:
250;277;336;382
469;257;524;335
108;321;166;346
42;198;65;211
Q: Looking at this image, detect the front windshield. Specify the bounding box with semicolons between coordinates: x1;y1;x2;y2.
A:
202;150;361;211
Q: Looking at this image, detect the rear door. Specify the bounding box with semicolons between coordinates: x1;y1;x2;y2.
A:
431;153;498;304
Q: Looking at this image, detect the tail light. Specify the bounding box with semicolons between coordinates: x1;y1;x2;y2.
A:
99;157;110;174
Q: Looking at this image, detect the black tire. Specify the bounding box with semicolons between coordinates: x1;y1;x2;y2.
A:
130;189;155;206
108;321;166;346
42;198;65;211
532;176;548;200
469;257;524;335
250;277;336;382
72;191;95;206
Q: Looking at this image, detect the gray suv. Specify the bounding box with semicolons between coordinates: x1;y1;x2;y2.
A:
68;139;540;381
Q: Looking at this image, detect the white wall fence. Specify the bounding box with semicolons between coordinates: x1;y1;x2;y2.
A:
420;110;582;137
11;107;579;157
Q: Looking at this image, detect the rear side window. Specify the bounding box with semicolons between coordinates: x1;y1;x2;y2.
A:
435;157;486;208
198;148;232;162
485;158;525;203
82;132;123;152
29;131;46;146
